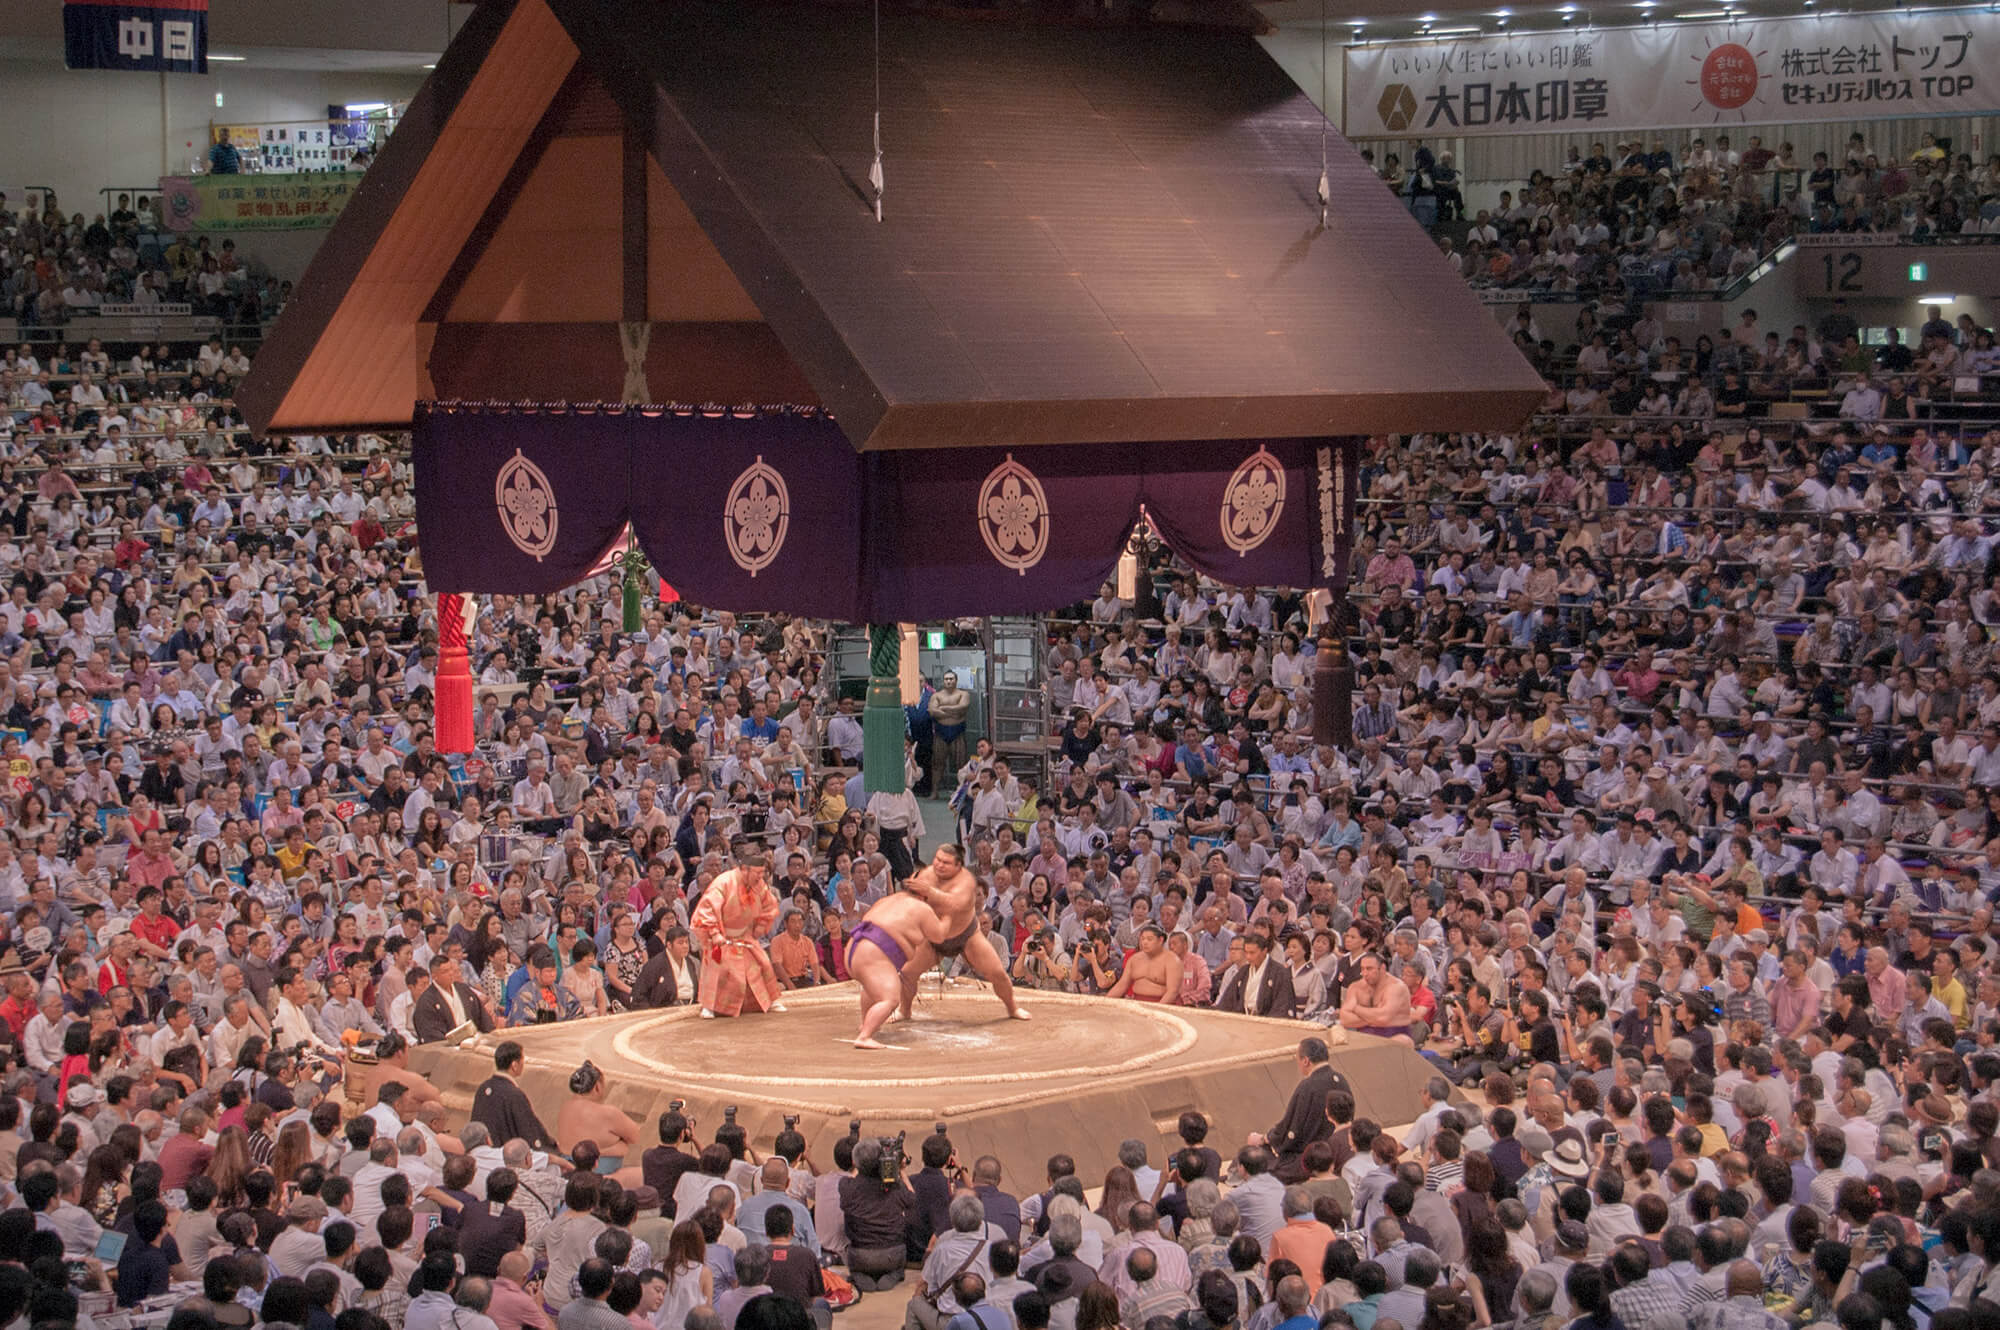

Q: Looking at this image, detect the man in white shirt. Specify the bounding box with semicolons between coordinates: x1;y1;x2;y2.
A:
269;1196;333;1277
1401;1078;1455;1153
1833;769;1883;841
273;968;345;1064
23;992;69;1080
512;761;559;830
1840;376;1883;420
388;969;431;1044
867;782;927;880
348;1138;402;1233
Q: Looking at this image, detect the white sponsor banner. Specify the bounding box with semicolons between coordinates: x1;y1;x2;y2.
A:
1345;12;1993;138
1793;233;1907;247
97;302;193;316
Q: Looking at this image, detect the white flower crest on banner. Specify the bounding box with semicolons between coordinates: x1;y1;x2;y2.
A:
978;454;1050;576
723;456;790;577
495;449;559;561
1222;447;1287;557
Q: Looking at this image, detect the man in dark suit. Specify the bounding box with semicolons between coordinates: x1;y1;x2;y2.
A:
632;928;702;1008
456;1167;529;1277
411;956;493;1044
969;1155;1021;1243
1259;1037;1352;1182
470;1040;556;1151
1216;934;1296;1020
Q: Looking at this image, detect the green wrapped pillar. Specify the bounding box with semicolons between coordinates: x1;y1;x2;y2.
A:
621;541;645;634
863;623;904;793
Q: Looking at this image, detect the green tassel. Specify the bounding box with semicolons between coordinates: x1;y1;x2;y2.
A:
621;539;645;633
863;623;904;793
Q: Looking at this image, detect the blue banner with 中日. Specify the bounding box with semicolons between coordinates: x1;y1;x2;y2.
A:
64;0;208;74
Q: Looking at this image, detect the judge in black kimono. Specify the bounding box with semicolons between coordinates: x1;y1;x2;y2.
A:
470;1040;556;1152
1215;934;1297;1020
632;928;702;1008
411;956;495;1044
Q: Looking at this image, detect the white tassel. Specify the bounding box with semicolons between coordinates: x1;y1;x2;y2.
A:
870;110;884;222
618;321;651;404
1317;171;1330;227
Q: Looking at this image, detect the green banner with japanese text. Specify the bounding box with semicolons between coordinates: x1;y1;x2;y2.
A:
157;171;359;232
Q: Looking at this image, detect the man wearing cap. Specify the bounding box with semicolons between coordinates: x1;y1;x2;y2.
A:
1739;927;1781;985
61;1081;104;1139
270;1195;331;1277
1525;1219;1588;1318
1739;712;1787;767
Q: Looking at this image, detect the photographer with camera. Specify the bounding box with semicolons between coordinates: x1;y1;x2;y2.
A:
644;1105;701;1216
911;1129;961;1252
774;1119;816;1202
1429;983;1507;1085
1504;989;1563;1070
1009;917;1071;992
839;1135;917;1292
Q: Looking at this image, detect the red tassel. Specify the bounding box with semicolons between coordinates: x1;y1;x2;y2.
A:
435;593;474;754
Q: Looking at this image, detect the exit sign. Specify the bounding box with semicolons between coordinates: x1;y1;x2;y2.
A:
925;630;945;650
1909;262;1928;282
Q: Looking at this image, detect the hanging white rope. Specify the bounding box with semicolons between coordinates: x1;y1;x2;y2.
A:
1317;0;1330;226
617;321;652;404
869;0;884;222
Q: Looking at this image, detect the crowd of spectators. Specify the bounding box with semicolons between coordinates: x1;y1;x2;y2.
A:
1376;129;2000;302
1;134;1999;1330
0;191;289;326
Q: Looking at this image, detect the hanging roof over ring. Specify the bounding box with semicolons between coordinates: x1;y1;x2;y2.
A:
240;0;1544;450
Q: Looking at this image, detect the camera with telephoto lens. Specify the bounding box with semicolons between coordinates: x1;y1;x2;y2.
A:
849;1119;862;1138
724;1105;738;1125
878;1130;908;1183
784;1114;800;1131
669;1099;685;1114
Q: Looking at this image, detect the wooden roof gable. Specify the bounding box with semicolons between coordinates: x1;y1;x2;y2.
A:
242;0;1543;448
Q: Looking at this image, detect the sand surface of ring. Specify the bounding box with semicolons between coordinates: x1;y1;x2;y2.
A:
614;984;1198;1088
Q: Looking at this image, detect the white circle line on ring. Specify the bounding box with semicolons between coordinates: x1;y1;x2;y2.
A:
607;989;1199;1088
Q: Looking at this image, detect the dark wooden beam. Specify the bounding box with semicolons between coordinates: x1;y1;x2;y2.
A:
428;321;820;404
621;121;648;326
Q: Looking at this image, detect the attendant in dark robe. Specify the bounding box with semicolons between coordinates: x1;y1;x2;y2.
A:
470;1041;556;1152
1264;1037;1350;1181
